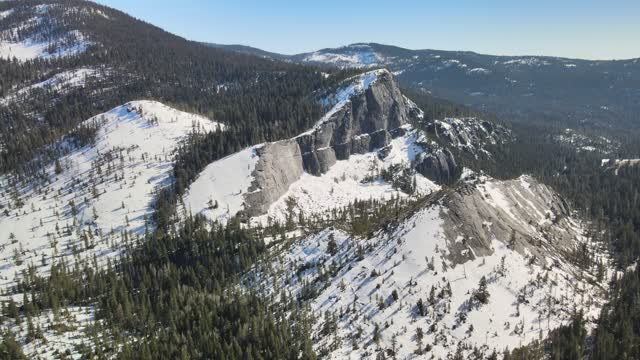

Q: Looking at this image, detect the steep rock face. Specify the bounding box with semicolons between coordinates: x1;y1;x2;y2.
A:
441;174;576;264
415;148;459;183
297;70;412;175
412;117;513;183
218;71;511;221
243;140;304;217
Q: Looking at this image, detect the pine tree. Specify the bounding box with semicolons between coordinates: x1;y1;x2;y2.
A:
474;276;490;305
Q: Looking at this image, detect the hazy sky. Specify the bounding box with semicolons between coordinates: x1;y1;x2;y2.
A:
95;0;640;60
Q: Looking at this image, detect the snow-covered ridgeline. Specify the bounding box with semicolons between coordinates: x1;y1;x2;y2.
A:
182;124;439;228
183;68;423;226
303;45;382;68
249;175;610;358
0;4;91;61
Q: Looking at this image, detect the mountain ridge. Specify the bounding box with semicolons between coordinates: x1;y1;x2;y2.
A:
210;42;640;132
209;41;640;62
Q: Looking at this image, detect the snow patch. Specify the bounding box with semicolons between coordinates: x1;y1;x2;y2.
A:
183;146;261;224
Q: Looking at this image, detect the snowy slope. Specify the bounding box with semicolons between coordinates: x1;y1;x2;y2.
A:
182;146;261;223
0;34;89;61
0;3;91;61
183;124;440;227
0;101;220;291
249;175;610;359
6;306;98;359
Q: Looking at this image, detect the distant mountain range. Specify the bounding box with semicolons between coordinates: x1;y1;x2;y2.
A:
208;42;640;131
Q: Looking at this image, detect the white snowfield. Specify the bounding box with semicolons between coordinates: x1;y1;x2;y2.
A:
502;58;551;67
0;30;90;62
11;306;97;359
251;175;610;359
467;67;492;75
182;146;261;224
0;101;220;291
182;128;436;228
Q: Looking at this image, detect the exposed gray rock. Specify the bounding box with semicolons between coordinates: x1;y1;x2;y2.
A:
415;148;458;183
369;129;391;150
428;117;512;157
301;147;337;176
358;72;409;133
440;176;578;265
243;140;304;217
350;134;371;155
296;70;413;175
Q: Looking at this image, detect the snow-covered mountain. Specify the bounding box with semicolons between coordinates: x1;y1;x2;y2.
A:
181;69;508;226
0;2;631;359
0;48;617;360
0;42;608;357
174;70;607;358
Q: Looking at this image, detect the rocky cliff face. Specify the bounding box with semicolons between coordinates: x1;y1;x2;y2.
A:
429;117;513;156
411;117;513;184
243;70;419;215
296;70;412;175
248;173;609;359
238;71;512;219
415;148;459;183
243;140;304;217
441;174;577;264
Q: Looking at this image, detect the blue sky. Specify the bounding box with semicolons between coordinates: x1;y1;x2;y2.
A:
95;0;640;60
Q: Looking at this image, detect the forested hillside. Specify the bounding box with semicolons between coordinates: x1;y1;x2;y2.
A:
0;0;354;175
